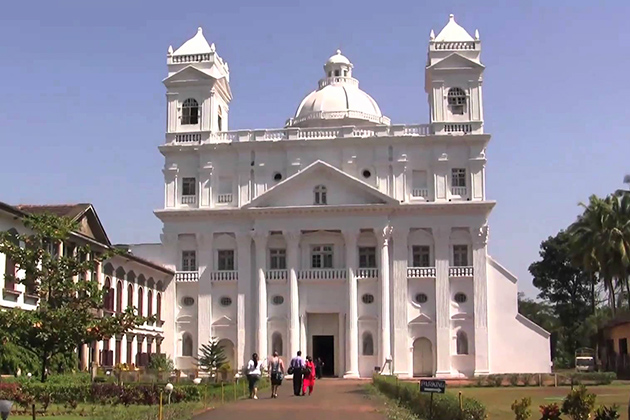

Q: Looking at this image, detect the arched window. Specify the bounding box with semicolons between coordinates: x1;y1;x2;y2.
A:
182;333;193;357
127;284;134;309
147;290;153;320
447;88;466;115
116;281;123;313
272;332;283;356
362;332;374;356
156;293;162;322
103;277;114;312
137;287;144;317
182;98;199;125
314;185;327;205
456;331;468;355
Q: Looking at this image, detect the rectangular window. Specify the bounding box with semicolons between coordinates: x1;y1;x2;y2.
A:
451;168;467;187
219;177;232;194
453;245;469;267
269;249;286;270
181;250;197;271
311;245;333;268
182;177;196;196
412;246;431;267
358;247;377;268
621;338;628;355
218;250;235;271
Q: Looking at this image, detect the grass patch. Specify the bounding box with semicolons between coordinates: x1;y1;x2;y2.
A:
456;385;630;420
365;383;420;420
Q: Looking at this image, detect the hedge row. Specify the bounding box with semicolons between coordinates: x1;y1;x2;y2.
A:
474;372;616;387
373;375;486;420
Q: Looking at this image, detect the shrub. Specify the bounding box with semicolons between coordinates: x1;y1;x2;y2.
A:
522;374;535;386
562;385;596;420
0;382;19;400
594;405;620;420
148;355;175;373
557;372;616;387
508;374;520;387
540;403;562;420
474;375;487;387
373;375;486;420
487;374;504;387
512;397;532;420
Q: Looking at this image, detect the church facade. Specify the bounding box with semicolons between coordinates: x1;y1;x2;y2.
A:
132;15;551;378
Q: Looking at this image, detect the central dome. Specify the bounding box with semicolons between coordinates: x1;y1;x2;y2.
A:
286;51;390;128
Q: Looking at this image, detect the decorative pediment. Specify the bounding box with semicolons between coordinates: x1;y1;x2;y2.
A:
74;206;111;246
358;315;378;322
212;315;234;326
409;313;433;325
427;53;484;71
162;65;225;85
267;316;288;323
244;160;399;209
451;312;472;321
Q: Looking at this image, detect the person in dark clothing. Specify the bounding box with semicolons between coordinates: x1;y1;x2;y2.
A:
289;350;305;396
315;357;324;379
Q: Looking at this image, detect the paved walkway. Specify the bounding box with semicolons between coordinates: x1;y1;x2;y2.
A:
194;379;385;420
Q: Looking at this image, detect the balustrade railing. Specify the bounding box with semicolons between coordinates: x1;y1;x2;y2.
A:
450;186;467;196
175;133;202;143
266;269;288;282
175;271;199;282
407;267;436;278
181;195;197;205
444;123;472;134
432;41;477;50
412;188;429;198
209;270;238;282
298;269;348;281
355;268;379;279
217;193;233;203
449;266;474;277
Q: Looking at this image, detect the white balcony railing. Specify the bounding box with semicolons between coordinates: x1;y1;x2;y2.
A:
412;188;429;199
209;270;238;282
217;193;233;203
181;195;197;205
407;267;436;278
266;269;288;282
175;271;199;282
450;186;467;196
449;266;474;277
356;268;379;279
298;269;348;281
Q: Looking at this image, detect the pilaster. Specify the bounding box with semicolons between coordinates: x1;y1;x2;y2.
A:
252;230;269;358
236;232;252;369
391;226;409;375
377;225;392;367
342;228;359;378
434;226;451;377
199;165;213;207
163;167;178;209
472;224;489;375
197;232;213;351
284;230;301;358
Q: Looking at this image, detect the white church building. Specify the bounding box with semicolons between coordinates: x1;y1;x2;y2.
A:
128;15;551;378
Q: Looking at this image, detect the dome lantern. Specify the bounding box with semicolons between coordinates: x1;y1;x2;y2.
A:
285;50;390;128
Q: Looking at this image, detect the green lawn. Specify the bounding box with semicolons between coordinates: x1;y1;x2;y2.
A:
454;384;630;420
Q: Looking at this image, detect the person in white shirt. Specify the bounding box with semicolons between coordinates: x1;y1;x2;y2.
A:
246;353;263;399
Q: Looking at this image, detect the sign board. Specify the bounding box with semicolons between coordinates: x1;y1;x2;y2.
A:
420;379;446;394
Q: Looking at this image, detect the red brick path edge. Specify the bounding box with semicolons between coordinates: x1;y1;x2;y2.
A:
193;379;386;420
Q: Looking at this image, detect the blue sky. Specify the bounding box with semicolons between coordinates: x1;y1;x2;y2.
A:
0;1;628;298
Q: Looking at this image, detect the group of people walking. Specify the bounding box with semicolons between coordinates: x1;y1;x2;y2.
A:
245;350;323;399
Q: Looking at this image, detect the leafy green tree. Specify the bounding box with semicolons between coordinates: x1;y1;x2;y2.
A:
0;213;149;382
197;337;227;375
147;354;174;372
529;231;595;364
0;339;39;375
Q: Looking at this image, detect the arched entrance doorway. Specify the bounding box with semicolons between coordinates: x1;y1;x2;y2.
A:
217;339;235;374
413;338;433;377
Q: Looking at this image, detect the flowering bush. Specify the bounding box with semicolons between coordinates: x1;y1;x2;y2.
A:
540;403;562;420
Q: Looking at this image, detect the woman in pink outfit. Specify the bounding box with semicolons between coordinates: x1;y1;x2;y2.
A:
302;356;316;396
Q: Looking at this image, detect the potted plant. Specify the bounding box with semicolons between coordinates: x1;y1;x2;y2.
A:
0;383;18;420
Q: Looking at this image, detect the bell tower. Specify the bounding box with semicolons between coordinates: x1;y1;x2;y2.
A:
425;15;484;135
164;27;232;136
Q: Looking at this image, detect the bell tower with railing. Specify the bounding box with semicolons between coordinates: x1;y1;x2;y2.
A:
425;15;484;135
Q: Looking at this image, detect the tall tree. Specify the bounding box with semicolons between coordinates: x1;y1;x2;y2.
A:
197;337;228;376
529;231;594;362
0;213;149;381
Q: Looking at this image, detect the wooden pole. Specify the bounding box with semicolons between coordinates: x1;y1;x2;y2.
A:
459;391;463;413
159;392;163;420
429;393;434;420
221;382;225;404
32;404;36;420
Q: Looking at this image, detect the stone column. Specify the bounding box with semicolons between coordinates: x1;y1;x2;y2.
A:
80;344;89;371
434;226;451;377
473;224;490;375
252;230;269;358
377;225;392;367
197;233;213;353
342;229;359;378
392;226;409;375
236;232;253;369
284;230;301;358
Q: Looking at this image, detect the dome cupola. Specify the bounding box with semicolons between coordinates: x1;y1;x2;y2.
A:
286;50;390;128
